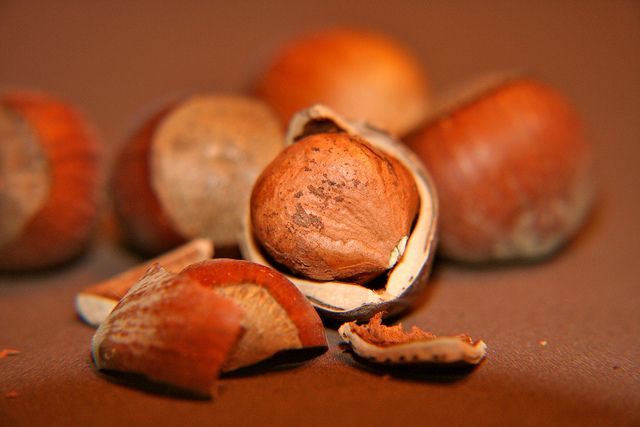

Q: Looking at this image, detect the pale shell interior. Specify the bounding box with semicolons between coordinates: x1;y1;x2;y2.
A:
338;322;487;365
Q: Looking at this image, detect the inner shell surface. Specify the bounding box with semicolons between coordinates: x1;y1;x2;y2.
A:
0;105;50;248
151;96;283;247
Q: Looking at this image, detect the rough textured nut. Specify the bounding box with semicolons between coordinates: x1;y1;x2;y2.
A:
0;92;101;271
76;238;214;327
92;259;327;396
339;312;487;365
113;95;284;255
407;77;593;262
241;105;438;321
251;132;418;282
256;28;431;136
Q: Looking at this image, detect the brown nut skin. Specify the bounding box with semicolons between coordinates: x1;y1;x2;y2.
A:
250;132;419;282
112;95;284;256
407;78;593;262
256;28;430;137
0;92;101;271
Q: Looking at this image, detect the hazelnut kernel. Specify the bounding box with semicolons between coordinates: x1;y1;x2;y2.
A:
251;132;419;283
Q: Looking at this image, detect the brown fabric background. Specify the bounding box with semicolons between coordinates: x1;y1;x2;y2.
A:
1;1;639;426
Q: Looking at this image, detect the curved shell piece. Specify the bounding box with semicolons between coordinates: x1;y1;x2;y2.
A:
241;105;439;321
338;317;487;365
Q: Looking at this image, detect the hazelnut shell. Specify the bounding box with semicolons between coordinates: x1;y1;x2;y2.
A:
92;259;328;395
92;264;244;397
339;312;487;365
241;105;439;321
76;238;214;327
0;92;101;271
407;77;593;262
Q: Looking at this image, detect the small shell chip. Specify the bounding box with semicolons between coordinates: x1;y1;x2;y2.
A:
338;313;487;365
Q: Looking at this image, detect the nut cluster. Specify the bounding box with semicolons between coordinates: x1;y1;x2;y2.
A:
2;24;594;400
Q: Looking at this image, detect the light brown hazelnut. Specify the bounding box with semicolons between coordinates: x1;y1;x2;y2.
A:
0;92;101;271
112;95;284;255
241;105;439;321
250;132;418;283
255;28;431;137
407;77;593;262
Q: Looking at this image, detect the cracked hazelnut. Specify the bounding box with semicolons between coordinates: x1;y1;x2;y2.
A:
256;28;431;136
112;95;284;255
407;77;593;262
0;92;101;271
92;259;327;396
251;132;418;283
242;106;438;321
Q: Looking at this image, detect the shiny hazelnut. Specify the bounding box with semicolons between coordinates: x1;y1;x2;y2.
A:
255;28;431;136
407;77;593;262
241;105;439;321
0;92;101;271
112;95;284;255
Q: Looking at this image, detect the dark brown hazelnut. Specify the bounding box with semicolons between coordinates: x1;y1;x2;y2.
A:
407;77;593;263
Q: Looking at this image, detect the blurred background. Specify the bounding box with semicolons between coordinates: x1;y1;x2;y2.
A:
2;1;638;162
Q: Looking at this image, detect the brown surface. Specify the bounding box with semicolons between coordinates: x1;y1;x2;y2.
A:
1;1;639;426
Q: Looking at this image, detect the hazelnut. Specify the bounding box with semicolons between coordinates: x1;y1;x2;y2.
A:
0;92;101;271
241;105;439;321
92;259;327;396
250;132;418;283
112;95;284;255
255;28;431;136
407;77;593;262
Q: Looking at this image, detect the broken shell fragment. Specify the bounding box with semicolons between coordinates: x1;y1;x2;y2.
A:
338;313;487;365
92;259;327;396
75;238;213;327
92;264;244;397
241;105;438;321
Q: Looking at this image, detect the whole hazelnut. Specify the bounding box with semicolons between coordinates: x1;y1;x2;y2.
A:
112;95;284;255
255;28;431;136
407;77;593;262
242;105;438;321
0;92;101;271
